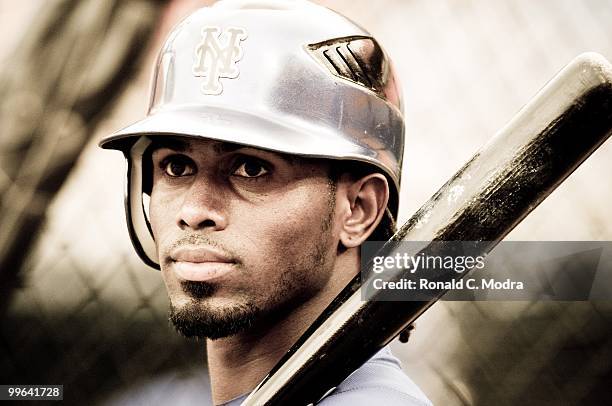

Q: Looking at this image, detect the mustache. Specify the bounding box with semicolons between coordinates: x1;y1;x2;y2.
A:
161;234;242;266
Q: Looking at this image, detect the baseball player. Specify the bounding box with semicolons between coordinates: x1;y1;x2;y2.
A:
100;0;431;404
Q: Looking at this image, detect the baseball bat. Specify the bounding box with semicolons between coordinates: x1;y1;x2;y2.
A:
242;52;612;405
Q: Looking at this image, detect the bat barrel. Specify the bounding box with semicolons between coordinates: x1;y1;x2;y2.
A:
242;52;612;406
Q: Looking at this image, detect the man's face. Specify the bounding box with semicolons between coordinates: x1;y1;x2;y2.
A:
148;137;339;339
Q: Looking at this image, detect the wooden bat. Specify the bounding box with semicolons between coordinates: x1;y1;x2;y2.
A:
242;52;612;405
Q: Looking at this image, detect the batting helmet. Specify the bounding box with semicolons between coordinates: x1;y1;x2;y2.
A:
99;0;405;269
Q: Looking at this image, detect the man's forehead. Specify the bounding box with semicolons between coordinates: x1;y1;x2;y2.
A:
149;136;253;154
148;136;306;165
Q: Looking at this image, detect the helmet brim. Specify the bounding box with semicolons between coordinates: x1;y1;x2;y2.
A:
100;105;400;193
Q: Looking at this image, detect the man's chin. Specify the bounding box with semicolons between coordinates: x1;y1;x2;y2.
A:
169;299;260;340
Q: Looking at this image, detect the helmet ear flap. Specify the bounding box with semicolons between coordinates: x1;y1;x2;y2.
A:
125;137;160;269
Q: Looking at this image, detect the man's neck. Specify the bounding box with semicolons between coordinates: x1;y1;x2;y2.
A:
206;252;358;405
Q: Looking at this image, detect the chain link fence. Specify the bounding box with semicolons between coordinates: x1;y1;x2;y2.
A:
1;0;612;404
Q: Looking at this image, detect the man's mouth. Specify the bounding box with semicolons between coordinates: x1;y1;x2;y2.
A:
170;246;235;282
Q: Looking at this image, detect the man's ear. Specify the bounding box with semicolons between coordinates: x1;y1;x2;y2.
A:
338;173;389;248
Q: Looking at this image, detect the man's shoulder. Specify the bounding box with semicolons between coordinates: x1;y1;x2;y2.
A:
222;346;432;406
317;346;432;406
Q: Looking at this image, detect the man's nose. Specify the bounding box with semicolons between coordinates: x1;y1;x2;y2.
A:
176;178;228;231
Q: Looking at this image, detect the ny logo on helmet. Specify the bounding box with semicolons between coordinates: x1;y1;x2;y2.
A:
193;26;248;95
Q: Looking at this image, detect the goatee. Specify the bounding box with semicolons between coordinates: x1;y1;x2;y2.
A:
168;281;259;340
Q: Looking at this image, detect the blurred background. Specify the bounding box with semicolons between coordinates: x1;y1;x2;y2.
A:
1;0;611;404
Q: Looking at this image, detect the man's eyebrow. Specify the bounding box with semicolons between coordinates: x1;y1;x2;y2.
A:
149;139;240;154
149;138;191;153
216;143;300;165
148;138;299;164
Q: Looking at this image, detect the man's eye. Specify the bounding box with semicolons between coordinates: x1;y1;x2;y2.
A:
232;159;269;178
161;156;195;177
